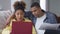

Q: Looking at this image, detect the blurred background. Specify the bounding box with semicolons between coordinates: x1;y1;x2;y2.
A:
0;0;60;34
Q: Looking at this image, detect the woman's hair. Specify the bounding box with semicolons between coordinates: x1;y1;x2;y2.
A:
13;1;26;11
6;1;26;26
12;1;26;19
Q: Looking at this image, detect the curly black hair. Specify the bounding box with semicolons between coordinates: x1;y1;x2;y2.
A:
13;1;26;12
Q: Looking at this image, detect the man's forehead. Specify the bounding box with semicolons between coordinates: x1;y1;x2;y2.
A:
31;7;38;10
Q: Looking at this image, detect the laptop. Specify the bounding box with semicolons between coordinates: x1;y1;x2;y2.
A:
10;21;32;34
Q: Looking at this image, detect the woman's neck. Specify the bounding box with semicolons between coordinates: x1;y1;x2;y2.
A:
16;18;24;22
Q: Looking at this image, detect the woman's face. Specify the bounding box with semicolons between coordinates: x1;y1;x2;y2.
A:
15;9;24;21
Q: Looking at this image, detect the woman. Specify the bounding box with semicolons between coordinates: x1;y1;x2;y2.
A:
2;1;36;34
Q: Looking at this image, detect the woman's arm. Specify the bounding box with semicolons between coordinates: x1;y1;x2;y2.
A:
32;26;37;34
2;25;11;34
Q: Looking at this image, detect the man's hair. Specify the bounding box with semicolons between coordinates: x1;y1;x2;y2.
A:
31;2;40;8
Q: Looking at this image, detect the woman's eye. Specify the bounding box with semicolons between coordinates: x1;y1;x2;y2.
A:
17;13;19;15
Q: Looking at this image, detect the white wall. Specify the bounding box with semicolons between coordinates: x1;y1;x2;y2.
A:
23;0;31;11
48;0;60;16
40;0;60;16
23;0;40;11
0;0;11;10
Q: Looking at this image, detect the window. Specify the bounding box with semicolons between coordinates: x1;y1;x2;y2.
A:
40;0;47;11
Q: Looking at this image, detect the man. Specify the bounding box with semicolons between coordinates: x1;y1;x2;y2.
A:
25;2;59;34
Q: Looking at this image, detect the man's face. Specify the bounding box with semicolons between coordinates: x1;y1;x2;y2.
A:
31;6;42;17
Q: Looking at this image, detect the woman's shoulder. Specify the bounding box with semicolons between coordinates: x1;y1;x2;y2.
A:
11;18;32;22
24;18;32;22
11;19;16;21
